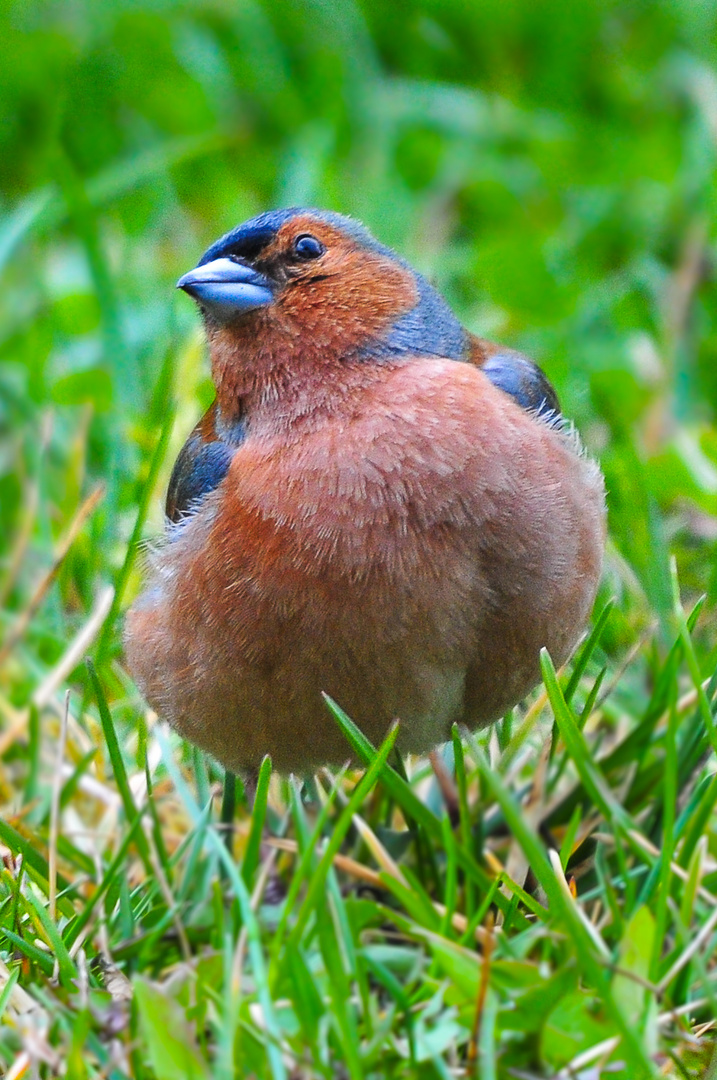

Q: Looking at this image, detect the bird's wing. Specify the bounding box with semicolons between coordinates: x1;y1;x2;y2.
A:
165;402;244;524
467;334;561;420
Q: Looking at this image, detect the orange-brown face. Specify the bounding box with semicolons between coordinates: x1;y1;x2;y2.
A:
251;214;418;346
177;210;419;356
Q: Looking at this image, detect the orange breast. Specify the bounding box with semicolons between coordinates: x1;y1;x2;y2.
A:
124;359;605;773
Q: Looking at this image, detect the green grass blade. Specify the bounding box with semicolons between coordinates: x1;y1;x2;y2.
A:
289;720;400;944
468;736;657;1079
540;648;629;828
1;929;54;975
670;564;717;758
324;694;439;833
324;695;519;920
94;398;175;665
679;772;717;869
242;755;272;888
155;730;287;1080
361;951;416;1063
0;819;76;917
86;660;153;876
220;770;237;853
452;728;476;918
63;808;148;950
0;965;19;1020
269;775;342;976
564;597;614;705
24;888;78;985
648;691;678;981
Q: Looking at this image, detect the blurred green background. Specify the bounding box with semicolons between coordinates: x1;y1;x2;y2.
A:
3;0;717;676
3;4;717;1076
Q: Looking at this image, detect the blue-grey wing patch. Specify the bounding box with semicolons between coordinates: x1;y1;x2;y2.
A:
165;437;235;524
482;352;560;420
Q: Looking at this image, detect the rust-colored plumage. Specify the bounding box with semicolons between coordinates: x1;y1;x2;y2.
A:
125;208;605;774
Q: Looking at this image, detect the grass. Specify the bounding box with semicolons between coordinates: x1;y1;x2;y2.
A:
0;585;715;1077
2;0;717;1076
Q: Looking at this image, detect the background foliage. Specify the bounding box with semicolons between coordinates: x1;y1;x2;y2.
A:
1;1;717;1077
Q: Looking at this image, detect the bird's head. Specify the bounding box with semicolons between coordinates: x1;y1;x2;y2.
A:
177;209;468;402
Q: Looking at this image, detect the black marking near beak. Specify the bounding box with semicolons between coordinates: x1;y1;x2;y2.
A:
177;258;274;320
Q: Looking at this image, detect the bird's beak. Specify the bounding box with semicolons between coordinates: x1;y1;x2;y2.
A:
177;258;274;320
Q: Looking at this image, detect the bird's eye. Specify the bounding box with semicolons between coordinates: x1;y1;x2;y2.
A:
293;234;324;260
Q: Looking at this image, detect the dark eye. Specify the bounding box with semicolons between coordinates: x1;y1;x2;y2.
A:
293;234;324;260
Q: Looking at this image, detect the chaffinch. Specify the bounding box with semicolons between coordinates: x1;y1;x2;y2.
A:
124;208;605;774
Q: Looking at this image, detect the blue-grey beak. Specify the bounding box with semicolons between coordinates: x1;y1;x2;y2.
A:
177;257;274;320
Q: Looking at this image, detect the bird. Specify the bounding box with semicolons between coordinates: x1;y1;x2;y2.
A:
124;208;605;775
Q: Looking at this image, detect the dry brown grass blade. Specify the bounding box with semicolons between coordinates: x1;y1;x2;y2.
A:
468;909;494;1067
0;584;113;764
0;467;40;613
594;619;658;712
0;413;51;612
0;484;105;665
0;695;29;761
33;584;114;709
5;1051;32;1080
351;811;409;885
266;835;384;889
231;847;280;997
48;690;69;923
266;833;491;945
428;748;460;823
622;830;717;906
656;904;717;994
548;849;611;960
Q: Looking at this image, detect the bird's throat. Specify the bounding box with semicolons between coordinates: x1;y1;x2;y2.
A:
208;321;406;438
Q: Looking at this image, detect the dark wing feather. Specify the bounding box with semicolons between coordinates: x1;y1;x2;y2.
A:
166;437;235;523
165;403;245;524
468;336;560;420
481;352;560;418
